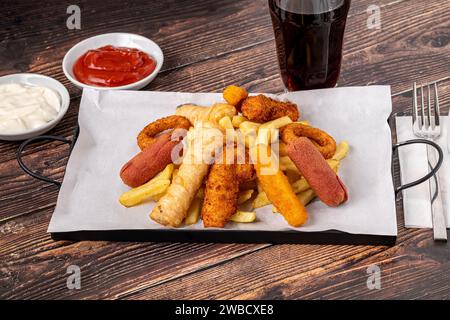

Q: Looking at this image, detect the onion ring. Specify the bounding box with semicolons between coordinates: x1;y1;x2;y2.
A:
137;115;191;150
281;123;336;159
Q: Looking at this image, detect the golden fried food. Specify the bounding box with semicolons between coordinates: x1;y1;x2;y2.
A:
332;141;350;161
223;85;248;111
119;164;174;207
137;115;191;150
202;151;239;228
230;211;256;223
150;122;222;227
241;94;299;123
235;147;256;183
176;103;237;128
253;145;308;227
281;123;336;159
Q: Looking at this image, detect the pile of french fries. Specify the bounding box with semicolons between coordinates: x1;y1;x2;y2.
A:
119;108;349;225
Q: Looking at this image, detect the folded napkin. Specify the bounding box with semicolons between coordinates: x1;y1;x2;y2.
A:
396;116;450;228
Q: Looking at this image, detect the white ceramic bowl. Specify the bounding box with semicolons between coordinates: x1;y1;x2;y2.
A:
0;73;70;141
62;33;164;91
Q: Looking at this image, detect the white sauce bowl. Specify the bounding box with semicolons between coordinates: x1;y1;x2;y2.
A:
0;73;70;141
62;33;164;91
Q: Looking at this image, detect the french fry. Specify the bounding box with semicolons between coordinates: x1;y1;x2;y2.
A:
297;189;316;206
196;187;205;199
120;164;174;206
185;198;202;225
172;168;179;180
232;115;248;128
291;178;310;194
158;164;175;180
327;159;340;173
238;189;254;204
239;120;260;132
240;121;260;148
332;141;350;161
119;179;171;207
280;156;298;172
230;211;256;223
259;116;292;131
257;116;292;146
219;116;234;131
253;191;271;208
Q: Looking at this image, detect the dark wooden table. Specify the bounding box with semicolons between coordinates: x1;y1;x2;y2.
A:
1;0;449;300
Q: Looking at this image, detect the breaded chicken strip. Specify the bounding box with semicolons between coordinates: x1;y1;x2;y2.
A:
202;147;254;228
241;95;299;123
202;154;239;228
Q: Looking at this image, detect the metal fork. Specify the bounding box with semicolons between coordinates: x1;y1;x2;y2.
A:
412;82;447;241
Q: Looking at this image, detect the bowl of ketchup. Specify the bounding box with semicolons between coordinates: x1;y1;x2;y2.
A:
63;33;163;90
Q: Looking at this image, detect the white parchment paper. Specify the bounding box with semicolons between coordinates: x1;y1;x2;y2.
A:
48;86;397;236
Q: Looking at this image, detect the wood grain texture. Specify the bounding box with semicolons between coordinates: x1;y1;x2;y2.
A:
1;0;449;299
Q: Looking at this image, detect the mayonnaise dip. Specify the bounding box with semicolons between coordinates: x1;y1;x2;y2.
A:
0;83;61;134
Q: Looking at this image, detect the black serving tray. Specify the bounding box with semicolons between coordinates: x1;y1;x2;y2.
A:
17;112;443;246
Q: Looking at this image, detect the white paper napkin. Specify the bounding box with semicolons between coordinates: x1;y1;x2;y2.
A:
396;116;450;228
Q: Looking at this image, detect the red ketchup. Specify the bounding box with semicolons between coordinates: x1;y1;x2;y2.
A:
73;45;156;87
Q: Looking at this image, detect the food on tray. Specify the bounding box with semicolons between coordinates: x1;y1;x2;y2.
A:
137;115;191;150
232;115;248;128
332;141;350;161
0;83;61;134
230;211;256;223
73;45;157;87
241;94;299;123
202;150;240;228
119;85;350;229
237;189;254;204
202;146;255;228
185;198;202;225
223;85;248;111
150;122;223;227
120;132;178;188
176;103;237;128
281;122;347;207
119;164;174;207
281;122;336;159
254;145;308;227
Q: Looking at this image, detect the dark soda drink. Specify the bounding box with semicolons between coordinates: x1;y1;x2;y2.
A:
269;0;351;91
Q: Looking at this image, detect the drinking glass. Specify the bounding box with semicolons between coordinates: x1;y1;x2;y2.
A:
268;0;351;91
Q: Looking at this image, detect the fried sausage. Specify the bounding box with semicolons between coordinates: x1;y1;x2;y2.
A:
287;137;348;207
120;133;178;188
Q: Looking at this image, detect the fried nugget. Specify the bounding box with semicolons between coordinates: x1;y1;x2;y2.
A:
241;95;299;123
223;85;248;112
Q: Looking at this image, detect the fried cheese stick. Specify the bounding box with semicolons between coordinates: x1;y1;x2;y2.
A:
253;145;308;227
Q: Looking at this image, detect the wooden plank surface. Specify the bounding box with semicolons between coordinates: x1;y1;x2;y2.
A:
1;0;449;299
